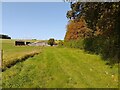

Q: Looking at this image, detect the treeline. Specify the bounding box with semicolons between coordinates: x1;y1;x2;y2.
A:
0;34;11;39
64;2;120;64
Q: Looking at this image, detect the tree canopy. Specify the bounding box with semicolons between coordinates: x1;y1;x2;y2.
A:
48;38;55;46
65;2;120;63
0;34;11;39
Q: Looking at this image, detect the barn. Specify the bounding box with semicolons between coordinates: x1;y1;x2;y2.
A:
15;41;25;46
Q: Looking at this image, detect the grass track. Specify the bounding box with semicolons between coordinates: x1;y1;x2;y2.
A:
2;47;118;88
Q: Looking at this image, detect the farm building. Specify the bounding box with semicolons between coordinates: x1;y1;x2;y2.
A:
15;41;25;46
26;42;31;45
15;40;50;46
28;41;49;46
15;41;32;46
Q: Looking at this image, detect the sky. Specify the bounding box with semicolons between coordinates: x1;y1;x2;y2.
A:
1;0;64;2
2;2;70;40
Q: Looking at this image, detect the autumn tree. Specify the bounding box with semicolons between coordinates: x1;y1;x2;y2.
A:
65;17;92;41
65;2;120;63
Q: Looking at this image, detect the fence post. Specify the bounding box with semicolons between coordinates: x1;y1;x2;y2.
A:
0;49;2;89
0;50;2;69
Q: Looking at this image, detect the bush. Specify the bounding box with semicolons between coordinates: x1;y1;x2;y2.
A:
84;36;120;64
58;40;64;46
64;39;84;49
48;38;55;46
83;37;101;54
100;37;120;63
64;35;120;64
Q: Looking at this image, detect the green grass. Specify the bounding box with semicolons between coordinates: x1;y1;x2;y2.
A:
2;43;118;88
0;39;42;70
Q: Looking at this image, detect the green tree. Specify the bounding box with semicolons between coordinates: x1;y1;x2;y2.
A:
0;34;11;39
65;2;120;63
48;38;55;46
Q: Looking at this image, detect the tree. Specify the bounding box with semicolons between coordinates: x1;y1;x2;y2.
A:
64;17;92;41
65;2;120;63
0;34;11;39
48;38;55;46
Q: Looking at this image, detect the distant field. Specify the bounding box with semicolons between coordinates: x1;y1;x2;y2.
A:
0;39;42;70
1;40;118;88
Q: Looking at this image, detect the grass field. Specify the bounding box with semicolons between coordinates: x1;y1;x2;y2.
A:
1;39;118;88
0;39;42;70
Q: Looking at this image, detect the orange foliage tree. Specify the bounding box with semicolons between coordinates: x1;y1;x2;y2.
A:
65;17;92;41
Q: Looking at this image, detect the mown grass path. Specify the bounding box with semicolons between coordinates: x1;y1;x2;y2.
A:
2;47;118;88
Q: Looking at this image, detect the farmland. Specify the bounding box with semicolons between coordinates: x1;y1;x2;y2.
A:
0;39;42;71
1;39;119;88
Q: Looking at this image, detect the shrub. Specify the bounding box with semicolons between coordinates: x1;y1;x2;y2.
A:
64;39;84;49
58;40;64;46
48;38;55;46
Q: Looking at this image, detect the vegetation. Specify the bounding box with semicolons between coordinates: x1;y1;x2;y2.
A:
2;47;118;88
58;40;64;46
0;39;42;71
0;34;11;39
64;17;92;41
1;2;119;88
48;38;55;46
65;2;120;64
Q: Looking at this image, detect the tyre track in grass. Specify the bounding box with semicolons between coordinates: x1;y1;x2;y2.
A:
2;47;118;88
3;47;72;88
57;48;102;87
40;47;72;88
54;48;92;88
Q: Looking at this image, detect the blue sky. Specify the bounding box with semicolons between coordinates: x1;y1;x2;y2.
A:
2;2;70;40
